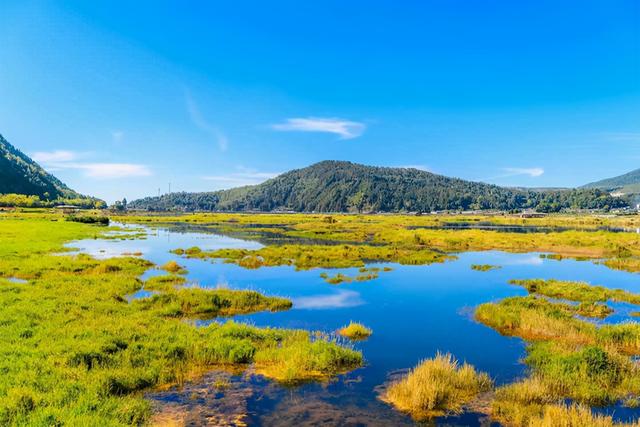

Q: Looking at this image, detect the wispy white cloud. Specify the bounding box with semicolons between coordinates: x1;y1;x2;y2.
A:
481;167;545;183
292;289;364;310
32;150;77;163
502;167;545;178
32;150;152;179
70;163;152;179
202;166;280;189
185;91;228;151
271;117;366;139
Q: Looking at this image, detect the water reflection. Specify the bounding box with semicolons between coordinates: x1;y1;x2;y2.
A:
292;289;364;310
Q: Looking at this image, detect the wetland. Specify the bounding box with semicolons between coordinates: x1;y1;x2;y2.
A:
2;211;640;425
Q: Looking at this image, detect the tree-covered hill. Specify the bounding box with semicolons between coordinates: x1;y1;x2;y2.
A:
0;134;104;207
583;168;640;195
130;161;628;213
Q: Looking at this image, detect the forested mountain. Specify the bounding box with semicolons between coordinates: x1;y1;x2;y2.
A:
0;134;104;207
130;161;628;213
583;168;640;195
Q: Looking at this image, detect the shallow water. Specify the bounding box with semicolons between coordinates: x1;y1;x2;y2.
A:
66;223;640;425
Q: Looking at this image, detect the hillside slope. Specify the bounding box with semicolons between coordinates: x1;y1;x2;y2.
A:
130;161;627;213
0;134;103;206
583;168;640;194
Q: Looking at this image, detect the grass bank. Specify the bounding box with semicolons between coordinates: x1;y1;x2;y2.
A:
476;281;640;425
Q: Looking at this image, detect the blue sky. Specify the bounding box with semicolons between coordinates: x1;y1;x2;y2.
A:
1;0;638;202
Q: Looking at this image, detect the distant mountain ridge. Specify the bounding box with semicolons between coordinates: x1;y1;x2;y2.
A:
583;168;640;195
129;160;627;213
0;133;103;207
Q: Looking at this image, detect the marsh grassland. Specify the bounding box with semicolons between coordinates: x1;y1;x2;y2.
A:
0;212;361;425
2;210;640;425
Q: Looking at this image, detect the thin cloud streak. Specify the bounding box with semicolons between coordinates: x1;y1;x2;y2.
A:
482;167;545;182
70;163;152;179
32;150;77;163
185;91;228;151
271;117;366;139
33;150;152;179
503;167;545;178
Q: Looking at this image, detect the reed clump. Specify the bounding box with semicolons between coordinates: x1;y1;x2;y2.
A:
382;353;492;419
338;322;372;340
253;332;363;383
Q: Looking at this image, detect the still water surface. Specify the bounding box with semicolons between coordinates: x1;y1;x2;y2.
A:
67;223;640;426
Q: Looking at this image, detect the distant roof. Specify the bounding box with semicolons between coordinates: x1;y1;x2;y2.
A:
54;205;79;209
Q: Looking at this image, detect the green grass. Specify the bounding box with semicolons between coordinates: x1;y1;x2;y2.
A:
381;353;492;420
476;282;640;425
324;273;352;284
0;213;363;425
576;302;614;319
471;264;501;272
135;288;292;318
509;279;640;305
493;379;635;427
173;244;454;270
525;342;640;405
492;377;640;426
253;331;362;383
476;294;640;354
320;267;383;284
337;322;372;340
142;274;187;292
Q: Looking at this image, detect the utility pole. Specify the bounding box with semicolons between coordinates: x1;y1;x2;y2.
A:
168;182;171;194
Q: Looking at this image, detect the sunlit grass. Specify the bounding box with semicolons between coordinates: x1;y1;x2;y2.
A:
510;279;640;305
337;322;372;340
253;332;362;383
477;278;640;425
381;353;492;419
174;243;453;270
160;260;186;274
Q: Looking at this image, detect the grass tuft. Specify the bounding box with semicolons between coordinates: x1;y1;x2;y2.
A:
337;322;372;340
160;260;187;274
382;353;492;419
